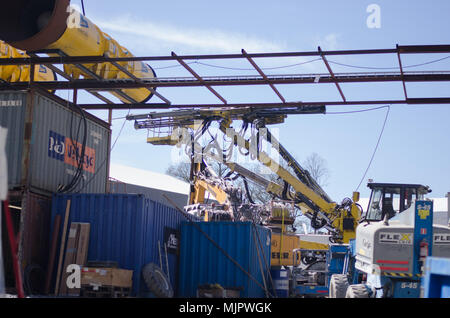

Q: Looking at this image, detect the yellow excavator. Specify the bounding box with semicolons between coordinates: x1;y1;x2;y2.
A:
185;159;240;222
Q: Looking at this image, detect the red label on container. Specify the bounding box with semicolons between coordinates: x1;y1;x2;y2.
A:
64;137;96;174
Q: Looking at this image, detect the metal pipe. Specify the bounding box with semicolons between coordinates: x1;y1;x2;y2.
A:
0;0;157;104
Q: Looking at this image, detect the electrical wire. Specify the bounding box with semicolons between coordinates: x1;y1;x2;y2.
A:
326;105;391;115
327;104;392;192
59;103;87;193
80;0;86;16
152;54;450;73
327;55;450;70
77;109;131;193
354;105;391;192
193;58;322;71
111;109;131;150
152;62;198;70
58;88;88;194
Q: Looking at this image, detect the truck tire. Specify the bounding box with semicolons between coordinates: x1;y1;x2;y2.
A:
345;284;370;298
329;274;349;298
142;263;173;298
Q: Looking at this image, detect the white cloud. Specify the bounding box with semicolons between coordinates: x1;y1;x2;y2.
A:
94;15;285;54
314;33;341;51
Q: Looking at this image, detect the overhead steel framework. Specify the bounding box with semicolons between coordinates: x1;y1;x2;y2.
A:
1;44;450;110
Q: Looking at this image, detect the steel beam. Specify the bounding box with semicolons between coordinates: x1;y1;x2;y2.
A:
319;46;346;102
172;51;227;104
2;72;449;91
242;49;286;103
1;44;449;66
75;98;450;110
396;44;408;99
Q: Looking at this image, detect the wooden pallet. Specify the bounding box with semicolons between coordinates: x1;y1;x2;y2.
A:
80;284;131;298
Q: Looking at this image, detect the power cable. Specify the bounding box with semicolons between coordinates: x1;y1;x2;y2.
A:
354;105;391;192
153;62;196;70
327;55;450;70
111;109;131;150
193;58;322;71
154;54;450;73
81;0;86;16
76;109;130;193
326;105;391;115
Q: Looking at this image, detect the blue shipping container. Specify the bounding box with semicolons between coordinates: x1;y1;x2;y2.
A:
51;193;192;296
178;221;272;298
423;257;450;298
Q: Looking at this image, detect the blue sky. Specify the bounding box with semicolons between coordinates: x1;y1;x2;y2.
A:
67;0;450;204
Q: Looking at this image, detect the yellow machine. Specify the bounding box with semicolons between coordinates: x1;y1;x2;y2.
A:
271;232;301;266
185;160;238;222
216;118;361;244
128;107;362;244
0;41;56;83
0;1;156;104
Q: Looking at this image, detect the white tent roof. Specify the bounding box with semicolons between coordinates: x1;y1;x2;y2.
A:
109;163;190;195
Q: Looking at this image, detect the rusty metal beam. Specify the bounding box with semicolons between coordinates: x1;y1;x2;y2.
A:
171;51;227;104
1;44;448;66
319;46;346;102
241;49;286;103
396;44;408;99
2;72;449;91
87;91;115;105
75;97;450;110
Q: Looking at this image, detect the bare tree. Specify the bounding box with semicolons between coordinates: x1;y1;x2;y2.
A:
165;162;191;183
165;152;330;234
302;152;330;187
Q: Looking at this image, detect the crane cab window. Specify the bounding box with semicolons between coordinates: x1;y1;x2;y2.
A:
364;183;431;222
366;188;383;220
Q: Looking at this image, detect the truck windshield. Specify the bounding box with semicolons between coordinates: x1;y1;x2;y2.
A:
364;184;428;222
366;188;383;221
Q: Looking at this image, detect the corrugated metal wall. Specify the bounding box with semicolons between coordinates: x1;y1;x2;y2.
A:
0;91;27;187
50;193;192;296
0;90;110;194
19;191;52;273
178;222;272;298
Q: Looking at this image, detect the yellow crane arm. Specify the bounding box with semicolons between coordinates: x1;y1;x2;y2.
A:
218;122;337;214
218;120;360;243
189;179;230;205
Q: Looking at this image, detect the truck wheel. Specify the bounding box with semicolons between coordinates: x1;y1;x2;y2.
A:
345;284;370;298
142;263;173;298
329;274;349;298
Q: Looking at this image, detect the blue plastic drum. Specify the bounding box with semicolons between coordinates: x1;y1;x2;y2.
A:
270;266;289;297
